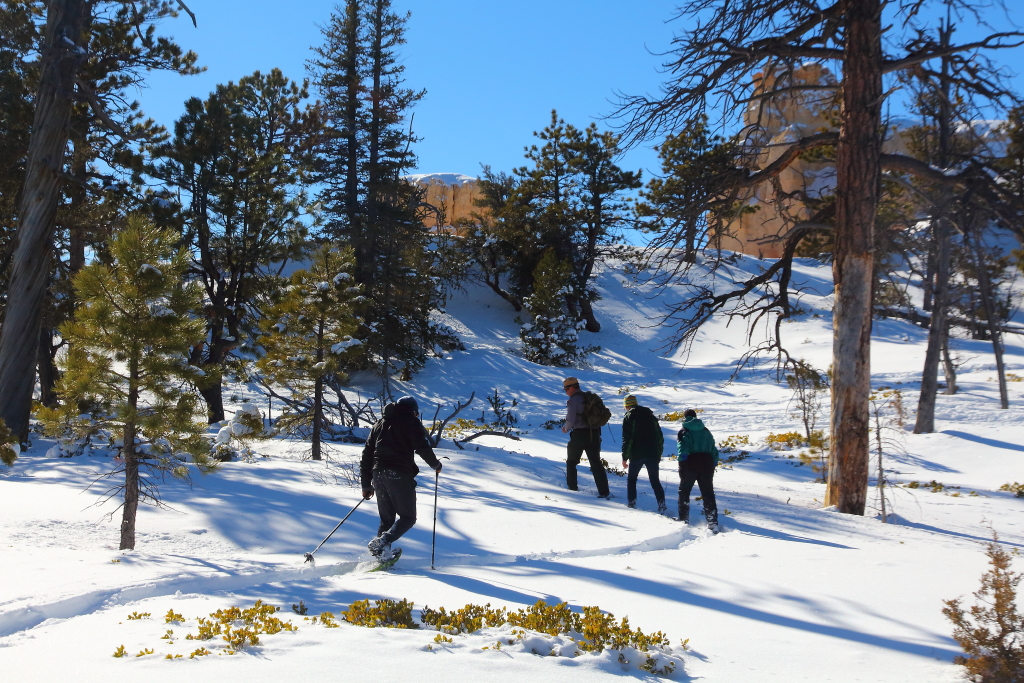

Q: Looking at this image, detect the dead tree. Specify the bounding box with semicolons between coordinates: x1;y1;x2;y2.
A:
426;392;475;447
613;0;1022;515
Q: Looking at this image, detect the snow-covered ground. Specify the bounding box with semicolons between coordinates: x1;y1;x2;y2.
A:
2;254;1023;682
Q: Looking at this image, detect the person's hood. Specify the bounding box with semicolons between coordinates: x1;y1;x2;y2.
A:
683;417;707;431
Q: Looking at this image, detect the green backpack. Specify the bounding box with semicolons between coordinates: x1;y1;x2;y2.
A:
581;391;612;428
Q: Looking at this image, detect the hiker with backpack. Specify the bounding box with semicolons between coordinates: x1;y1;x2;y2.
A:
620;395;667;513
360;396;443;562
561;377;612;499
676;409;720;533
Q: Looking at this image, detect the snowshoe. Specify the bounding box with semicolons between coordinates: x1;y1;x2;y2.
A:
367;535;390;559
369;547;402;572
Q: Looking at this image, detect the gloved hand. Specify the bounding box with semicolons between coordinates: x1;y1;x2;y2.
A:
362;488;374;500
434;462;442;473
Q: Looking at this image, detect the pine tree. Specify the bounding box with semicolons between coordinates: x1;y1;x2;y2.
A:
310;1;450;395
156;68;319;422
256;244;364;461
571;123;641;330
38;216;214;550
519;249;597;367
475;111;638;333
636;118;742;263
0;0;39;255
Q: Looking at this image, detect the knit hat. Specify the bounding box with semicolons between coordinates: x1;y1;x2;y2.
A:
397;396;419;415
562;376;580;389
623;394;638;409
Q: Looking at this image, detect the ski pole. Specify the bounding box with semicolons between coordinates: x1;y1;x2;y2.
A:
430;457;448;570
431;469;439;570
304;497;365;564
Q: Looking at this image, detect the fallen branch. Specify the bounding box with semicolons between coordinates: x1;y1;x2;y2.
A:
453;430;522;450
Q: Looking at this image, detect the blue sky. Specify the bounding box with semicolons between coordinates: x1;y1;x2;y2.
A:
144;1;679;179
142;1;1023;181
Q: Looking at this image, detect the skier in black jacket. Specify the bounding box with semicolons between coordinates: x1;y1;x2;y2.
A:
360;396;442;560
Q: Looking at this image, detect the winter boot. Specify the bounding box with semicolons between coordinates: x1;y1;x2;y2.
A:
597;492;614;500
657;501;668;515
704;507;720;534
367;535;392;559
677;501;690;524
627;501;637;509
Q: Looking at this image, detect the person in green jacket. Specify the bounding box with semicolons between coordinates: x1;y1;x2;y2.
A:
621;395;667;513
677;409;720;533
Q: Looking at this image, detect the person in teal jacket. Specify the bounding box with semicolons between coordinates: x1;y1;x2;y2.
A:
620;395;667;513
676;409;720;532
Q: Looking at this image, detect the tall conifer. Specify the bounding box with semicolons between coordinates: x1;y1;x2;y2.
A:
311;1;450;395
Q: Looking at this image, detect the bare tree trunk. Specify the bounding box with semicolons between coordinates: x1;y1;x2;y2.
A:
914;219;951;433
198;381;225;424
826;0;882;516
312;339;324;460
120;358;140;551
120;421;139;551
922;241;935;312
0;0;87;441
965;224;1009;408
37;326;59;408
941;332;957;394
875;414;886;523
579;297;601;333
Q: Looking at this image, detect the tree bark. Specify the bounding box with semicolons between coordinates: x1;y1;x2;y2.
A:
965;223;1009;408
579;297;601;333
37;326;59;408
120;420;139;550
199;381;225;424
941;332;957;394
825;0;882;515
120;357;140;551
312;375;323;461
0;0;88;441
914;218;951;433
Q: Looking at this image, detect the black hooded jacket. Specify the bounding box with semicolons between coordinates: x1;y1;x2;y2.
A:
360;402;441;489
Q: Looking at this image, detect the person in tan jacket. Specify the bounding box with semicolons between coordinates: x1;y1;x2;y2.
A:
561;377;611;499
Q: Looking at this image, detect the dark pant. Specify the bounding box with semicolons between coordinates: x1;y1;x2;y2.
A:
678;452;717;524
566;429;609;496
627;459;665;505
372;468;418;544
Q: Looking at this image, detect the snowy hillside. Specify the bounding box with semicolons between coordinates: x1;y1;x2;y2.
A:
2;254;1023;682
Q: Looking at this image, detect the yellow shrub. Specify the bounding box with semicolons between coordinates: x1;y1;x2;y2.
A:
765;432;804;451
342;599;418;629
